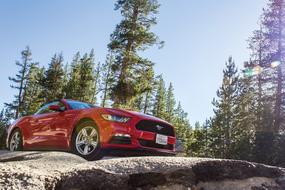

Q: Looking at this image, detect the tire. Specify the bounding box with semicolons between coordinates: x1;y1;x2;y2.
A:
71;121;103;161
9;128;23;151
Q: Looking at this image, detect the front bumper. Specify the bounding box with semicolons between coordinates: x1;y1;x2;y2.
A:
99;119;176;155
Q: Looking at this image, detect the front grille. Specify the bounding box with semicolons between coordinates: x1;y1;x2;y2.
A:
135;120;175;136
109;136;132;145
138;139;174;150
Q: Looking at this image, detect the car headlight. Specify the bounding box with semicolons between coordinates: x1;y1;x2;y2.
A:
101;114;130;123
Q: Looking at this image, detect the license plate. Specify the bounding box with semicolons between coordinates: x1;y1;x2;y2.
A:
156;134;168;145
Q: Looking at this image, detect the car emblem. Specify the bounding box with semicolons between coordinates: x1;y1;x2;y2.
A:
156;125;163;130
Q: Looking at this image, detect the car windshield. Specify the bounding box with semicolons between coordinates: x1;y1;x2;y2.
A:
67;100;96;110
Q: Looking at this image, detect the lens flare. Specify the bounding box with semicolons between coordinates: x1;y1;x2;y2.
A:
244;65;263;77
253;65;263;74
271;61;281;68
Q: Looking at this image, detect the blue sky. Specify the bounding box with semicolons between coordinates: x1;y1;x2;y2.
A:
0;0;267;125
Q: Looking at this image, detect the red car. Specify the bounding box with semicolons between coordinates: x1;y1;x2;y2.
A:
7;99;176;160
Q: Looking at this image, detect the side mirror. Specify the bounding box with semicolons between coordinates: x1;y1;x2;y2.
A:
48;105;64;112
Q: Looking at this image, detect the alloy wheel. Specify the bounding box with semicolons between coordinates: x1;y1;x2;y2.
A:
10;131;21;151
75;126;99;155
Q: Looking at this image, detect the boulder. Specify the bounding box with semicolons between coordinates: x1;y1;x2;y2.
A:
0;151;284;190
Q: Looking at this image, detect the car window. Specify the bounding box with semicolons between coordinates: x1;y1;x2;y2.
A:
35;101;66;115
67;100;95;110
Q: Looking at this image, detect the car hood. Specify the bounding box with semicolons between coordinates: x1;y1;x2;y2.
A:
103;108;171;125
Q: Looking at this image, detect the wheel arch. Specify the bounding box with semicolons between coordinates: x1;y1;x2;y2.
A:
69;117;99;147
7;127;21;149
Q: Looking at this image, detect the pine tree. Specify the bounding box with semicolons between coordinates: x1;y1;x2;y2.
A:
141;70;156;114
142;90;155;114
253;104;275;164
230;77;255;160
247;26;270;130
0;110;7;147
208;111;225;158
210;57;239;158
65;51;97;103
0;108;13;148
172;102;192;155
5;47;36;118
189;122;209;157
152;75;166;119
133;95;144;112
91;62;101;105
165;83;176;122
101;54;115;107
261;0;285;132
108;0;163;107
65;52;81;99
23;66;45;115
62;62;69;98
42;53;65;101
132;66;155;111
76;53;95;102
202;119;212;157
242;0;285;165
0;110;5;138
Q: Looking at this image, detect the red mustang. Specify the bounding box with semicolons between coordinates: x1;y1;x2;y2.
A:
7;99;176;160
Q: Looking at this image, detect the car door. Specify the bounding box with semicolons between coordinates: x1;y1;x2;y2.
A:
48;103;76;149
28;101;65;149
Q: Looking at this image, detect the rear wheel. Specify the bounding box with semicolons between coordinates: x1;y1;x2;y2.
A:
72;121;103;160
9;128;23;151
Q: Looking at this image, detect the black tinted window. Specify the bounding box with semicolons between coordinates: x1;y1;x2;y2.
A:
67;100;95;110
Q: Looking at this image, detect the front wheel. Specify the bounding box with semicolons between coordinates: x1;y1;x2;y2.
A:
9;128;23;151
72;121;103;160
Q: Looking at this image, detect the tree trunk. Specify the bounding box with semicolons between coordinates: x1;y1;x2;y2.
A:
274;4;283;133
114;7;139;106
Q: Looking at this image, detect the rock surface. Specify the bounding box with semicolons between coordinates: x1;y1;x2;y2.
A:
0;151;284;190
